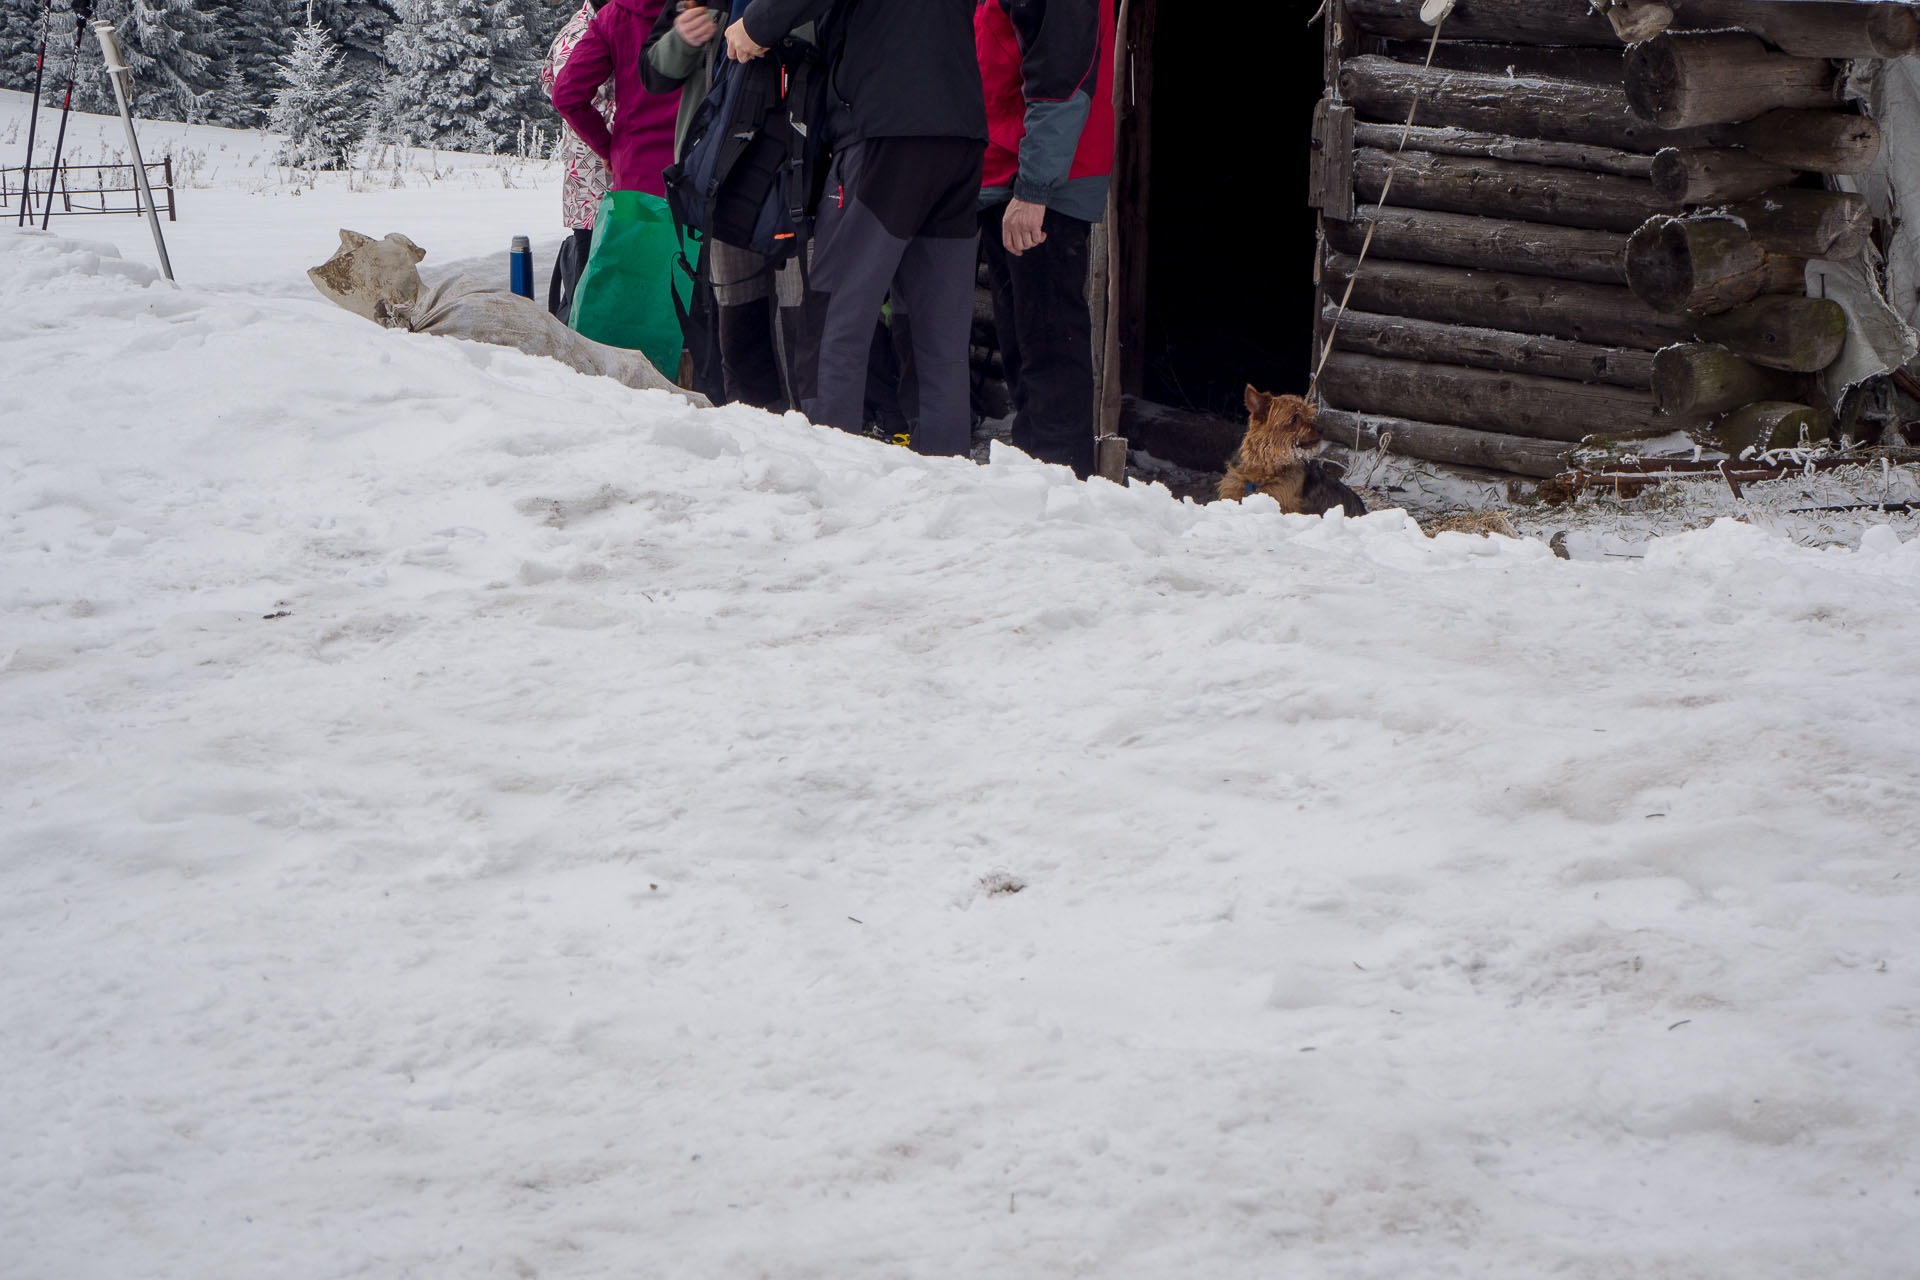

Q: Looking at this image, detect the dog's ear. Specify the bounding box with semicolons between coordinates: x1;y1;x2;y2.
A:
1244;384;1273;419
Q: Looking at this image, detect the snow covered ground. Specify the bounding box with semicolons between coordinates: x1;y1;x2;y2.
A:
5;98;1920;1279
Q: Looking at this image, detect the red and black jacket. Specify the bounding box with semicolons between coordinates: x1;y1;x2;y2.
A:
976;0;1115;221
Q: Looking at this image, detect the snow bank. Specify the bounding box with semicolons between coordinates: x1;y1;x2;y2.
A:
3;221;1918;1280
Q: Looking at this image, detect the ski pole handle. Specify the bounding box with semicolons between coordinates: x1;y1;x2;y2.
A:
91;15;132;93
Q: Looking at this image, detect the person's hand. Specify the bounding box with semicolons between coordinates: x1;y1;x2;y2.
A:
725;18;769;60
675;5;719;46
1002;197;1047;256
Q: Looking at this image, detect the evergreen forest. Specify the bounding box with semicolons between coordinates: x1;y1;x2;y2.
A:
0;0;578;160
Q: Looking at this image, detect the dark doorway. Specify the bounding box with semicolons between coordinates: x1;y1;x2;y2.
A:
1141;9;1326;421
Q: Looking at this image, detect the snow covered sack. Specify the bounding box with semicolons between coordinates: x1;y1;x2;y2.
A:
307;229;705;403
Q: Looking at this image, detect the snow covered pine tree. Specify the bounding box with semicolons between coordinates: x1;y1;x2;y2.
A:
268;20;363;168
73;0;220;119
381;0;539;153
204;0;298;128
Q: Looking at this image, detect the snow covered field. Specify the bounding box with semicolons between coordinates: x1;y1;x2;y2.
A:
5;98;1920;1279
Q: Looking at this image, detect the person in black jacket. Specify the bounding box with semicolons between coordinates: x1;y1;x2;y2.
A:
725;0;988;458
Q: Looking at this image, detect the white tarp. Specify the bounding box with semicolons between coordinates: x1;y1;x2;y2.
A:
1807;253;1916;397
1855;57;1920;339
382;276;707;405
1814;57;1920;422
308;229;706;405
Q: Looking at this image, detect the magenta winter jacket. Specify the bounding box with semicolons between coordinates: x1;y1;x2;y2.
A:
551;0;679;198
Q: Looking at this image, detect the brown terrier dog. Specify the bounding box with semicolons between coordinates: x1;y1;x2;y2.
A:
1218;386;1368;516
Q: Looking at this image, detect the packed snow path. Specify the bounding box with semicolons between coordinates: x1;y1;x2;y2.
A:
3;222;1918;1280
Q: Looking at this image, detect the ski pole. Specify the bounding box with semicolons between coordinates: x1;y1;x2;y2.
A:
13;0;56;226
92;18;172;281
40;0;96;233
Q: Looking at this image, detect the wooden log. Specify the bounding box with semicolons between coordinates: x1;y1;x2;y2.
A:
1088;219;1108;409
1710;400;1834;455
1624;33;1836;130
1625;215;1806;315
1352;124;1654;180
1719;189;1871;259
1650;148;1799;205
1326;307;1656;388
1311;101;1357;221
1339;56;1714;156
1691;296;1847;373
1351;123;1651;181
1651;342;1801;417
1308;0;1350;441
1345;0;1620;46
1717;110;1882;176
1324;0;1351;94
1673;1;1920;60
1315;407;1576;477
1116;396;1245;472
1318;351;1657;442
1111;0;1153;400
1097;0;1130;440
1322;252;1691;349
1374;39;1631;88
1325;209;1629;285
1353;147;1676;234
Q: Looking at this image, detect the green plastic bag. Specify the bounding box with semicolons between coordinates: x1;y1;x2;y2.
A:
569;190;697;378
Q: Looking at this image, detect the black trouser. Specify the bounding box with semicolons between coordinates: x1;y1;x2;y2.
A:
708;239;788;412
979;202;1095;478
793;137;983;457
548;227;595;322
716;300;787;411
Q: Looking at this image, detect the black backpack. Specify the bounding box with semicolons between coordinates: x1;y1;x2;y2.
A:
661;3;837;263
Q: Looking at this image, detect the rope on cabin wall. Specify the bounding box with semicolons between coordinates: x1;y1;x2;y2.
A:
1307;9;1449;436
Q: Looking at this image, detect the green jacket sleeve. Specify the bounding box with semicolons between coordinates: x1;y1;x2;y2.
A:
643;5;728;91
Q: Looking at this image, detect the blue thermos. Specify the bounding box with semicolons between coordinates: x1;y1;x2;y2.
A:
510;236;533;298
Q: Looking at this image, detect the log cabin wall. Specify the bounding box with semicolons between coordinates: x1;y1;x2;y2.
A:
1310;0;1919;480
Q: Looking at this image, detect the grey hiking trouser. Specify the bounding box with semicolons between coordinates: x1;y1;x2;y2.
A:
793;137;985;457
